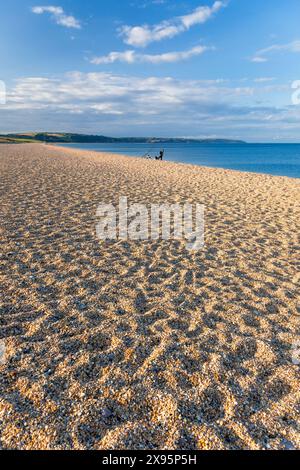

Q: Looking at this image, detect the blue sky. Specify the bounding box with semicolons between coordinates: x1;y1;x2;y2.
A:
0;0;300;141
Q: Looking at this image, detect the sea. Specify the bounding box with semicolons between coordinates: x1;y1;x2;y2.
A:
58;142;300;178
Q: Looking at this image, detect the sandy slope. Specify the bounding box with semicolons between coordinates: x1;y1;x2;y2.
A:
0;143;299;450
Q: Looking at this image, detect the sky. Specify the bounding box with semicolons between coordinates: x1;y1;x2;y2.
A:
0;0;300;141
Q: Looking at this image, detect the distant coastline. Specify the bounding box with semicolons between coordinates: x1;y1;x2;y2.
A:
0;132;247;145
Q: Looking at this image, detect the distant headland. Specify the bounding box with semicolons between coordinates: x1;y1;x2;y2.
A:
0;132;247;145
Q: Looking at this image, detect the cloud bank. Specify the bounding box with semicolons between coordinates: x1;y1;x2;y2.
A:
1;72;297;142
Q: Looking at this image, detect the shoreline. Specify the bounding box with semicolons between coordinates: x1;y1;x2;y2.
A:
51;143;300;181
1;140;299;179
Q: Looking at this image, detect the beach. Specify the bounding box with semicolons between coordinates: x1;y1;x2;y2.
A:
0;143;299;450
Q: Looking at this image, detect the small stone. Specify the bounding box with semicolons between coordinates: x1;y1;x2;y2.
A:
281;439;295;450
77;303;87;311
101;408;112;418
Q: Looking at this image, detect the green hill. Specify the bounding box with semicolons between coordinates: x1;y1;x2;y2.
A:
0;132;246;145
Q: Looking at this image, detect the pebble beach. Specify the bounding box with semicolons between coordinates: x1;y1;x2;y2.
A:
0;143;299;450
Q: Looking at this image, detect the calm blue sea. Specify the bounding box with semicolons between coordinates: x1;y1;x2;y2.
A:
58;142;300;178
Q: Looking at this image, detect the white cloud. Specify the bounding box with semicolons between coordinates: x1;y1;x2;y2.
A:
91;51;136;65
251;56;268;63
181;0;224;28
251;40;300;63
120;1;225;47
31;6;81;29
254;77;276;83
91;45;211;65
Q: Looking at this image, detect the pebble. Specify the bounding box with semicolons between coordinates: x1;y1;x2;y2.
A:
101;408;112;418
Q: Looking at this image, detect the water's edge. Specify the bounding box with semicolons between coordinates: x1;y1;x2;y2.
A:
57;143;300;178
